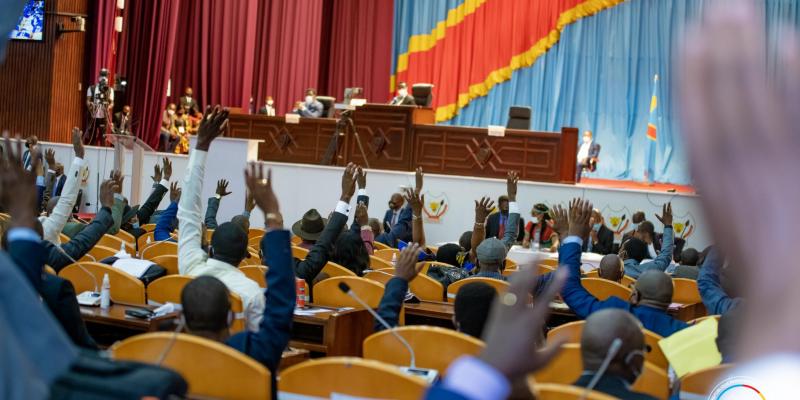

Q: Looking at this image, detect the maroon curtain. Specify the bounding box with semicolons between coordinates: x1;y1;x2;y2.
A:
326;0;394;103
251;0;325;115
123;0;181;149
170;0;259;110
86;0;117;84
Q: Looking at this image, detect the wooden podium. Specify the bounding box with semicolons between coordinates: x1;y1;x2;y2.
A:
226;106;578;184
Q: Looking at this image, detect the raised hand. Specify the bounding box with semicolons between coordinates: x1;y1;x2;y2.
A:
340;163;358;202
474;196;495;223
99;179;118;209
415;166;424;192
403;187;424;218
355;203;369;227
110;170;123;194
162;157;172;180
169;182;182;203
548;204;569;240
45;148;56;167
0;134;40;229
654;202;673;227
196;105;230;151
244;162;281;229
506;170;519;202
356;167;367;189
71;127;84;159
394;243;424;282
150;163;162;183
245;190;256;213
567;198;592;239
216;179;232;197
479;268;568;380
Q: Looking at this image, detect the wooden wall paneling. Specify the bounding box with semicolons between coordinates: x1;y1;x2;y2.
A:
49;0;89;143
349;104;414;171
557;127;578;183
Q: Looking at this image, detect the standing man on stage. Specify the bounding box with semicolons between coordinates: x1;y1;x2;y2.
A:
85;68;114;146
389;82;415;105
179;87;201;117
576;130;601;182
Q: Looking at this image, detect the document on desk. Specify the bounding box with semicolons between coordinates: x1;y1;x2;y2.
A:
112;258;152;278
658;318;722;377
293;307;331;316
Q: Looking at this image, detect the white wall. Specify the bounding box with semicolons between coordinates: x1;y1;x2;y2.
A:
39;141;711;249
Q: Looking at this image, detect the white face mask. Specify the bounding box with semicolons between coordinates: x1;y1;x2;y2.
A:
167;109;175;116
305;95;313;104
398;88;408;97
267;100;274;106
530;216;539;224
583;136;591;143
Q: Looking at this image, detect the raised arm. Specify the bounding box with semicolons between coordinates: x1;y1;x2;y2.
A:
697;248;740;315
55;180;117;270
228;163;295;373
558;199;609;318
375;244;423;331
41;128;86;243
294;163;357;284
137;158;171;225
107;170;125;235
645;203;675;272
502;171;520;249
178;106;230;274
470;197;495;263
204;179;232;229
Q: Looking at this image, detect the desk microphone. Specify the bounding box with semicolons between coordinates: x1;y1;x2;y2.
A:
54;244;101;306
581;338;622;400
338;282;439;382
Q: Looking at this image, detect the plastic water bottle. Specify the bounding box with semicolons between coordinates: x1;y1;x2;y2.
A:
532;241;540;252
146;236;152;245
391;253;397;267
119;242;128;257
100;273;111;309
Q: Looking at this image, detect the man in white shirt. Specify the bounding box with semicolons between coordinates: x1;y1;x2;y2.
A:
177;106;265;332
85;69;114;146
259;96;276;116
576;130;600;182
40;128;87;245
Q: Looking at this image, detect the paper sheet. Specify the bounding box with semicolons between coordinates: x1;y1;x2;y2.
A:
112;258;152;278
658;318;722;377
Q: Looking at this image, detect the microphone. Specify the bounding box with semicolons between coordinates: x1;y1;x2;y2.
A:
581;338;622;400
54;243;103;307
156;316;186;366
338;282;439;382
53;244;99;292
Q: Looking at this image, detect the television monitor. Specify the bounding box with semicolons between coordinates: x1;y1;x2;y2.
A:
11;1;45;41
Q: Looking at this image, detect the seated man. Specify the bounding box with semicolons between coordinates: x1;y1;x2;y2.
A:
619;209;674;279
486;195;524;242
598;254;624;283
113;105;133;135
585;209;613;255
383;192;407;233
258;96;276;116
292;209;328;251
697;247;742;315
374;244;497;339
389;82;416;105
160;103;178;152
181;156;293;392
671;248;700;279
576;130;600;182
574;309;657;399
292;88;324;118
559;200;687;337
621;211;646;243
177;107;265;332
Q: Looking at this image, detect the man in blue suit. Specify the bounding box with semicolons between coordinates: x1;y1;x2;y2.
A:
576;130;601;182
292;88;324;118
381;192;412;244
558;199;687;337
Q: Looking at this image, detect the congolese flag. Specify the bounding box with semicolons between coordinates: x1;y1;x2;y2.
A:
644;74;658;183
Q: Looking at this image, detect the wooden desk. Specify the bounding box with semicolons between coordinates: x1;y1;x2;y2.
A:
404;301;455;329
227;105;578;184
290;306;374;357
80;302;178;333
279;348;310;371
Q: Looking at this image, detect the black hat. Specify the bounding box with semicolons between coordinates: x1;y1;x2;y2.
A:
292;209;327;241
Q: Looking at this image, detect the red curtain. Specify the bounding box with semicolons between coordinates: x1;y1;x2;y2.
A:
326;0;393;103
169;0;259;110
250;0;326;115
86;0;117;83
123;0;181;149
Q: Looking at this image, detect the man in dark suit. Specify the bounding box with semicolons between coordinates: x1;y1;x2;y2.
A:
584;209;614;255
485;195;525;242
573;309;657;399
258;96;276;116
576;130;601;182
389;82;416;105
179;87;201;117
113;105;133;135
22;135;42;171
382;192;405;232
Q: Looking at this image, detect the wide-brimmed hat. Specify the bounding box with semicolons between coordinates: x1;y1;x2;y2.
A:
292;209;327;241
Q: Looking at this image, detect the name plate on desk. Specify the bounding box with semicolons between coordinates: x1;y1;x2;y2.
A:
285;113;301;124
487;125;506;137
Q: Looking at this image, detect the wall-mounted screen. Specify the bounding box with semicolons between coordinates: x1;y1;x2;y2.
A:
10;1;45;41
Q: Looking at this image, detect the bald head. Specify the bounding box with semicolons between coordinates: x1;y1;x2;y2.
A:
388;193;405;210
632;270;673;309
598;254;624;283
581;309;644;383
